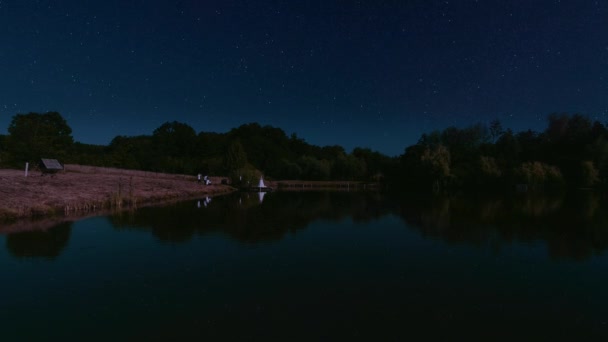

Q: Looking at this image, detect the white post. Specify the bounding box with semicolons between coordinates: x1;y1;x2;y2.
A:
25;162;29;177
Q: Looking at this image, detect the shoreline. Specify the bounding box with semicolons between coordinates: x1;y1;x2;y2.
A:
0;164;236;230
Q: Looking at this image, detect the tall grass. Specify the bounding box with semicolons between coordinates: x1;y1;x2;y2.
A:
65;164;195;181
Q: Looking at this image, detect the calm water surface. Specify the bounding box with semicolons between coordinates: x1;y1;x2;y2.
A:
2;191;608;340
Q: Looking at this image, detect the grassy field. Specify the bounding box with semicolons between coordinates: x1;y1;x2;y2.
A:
0;164;234;224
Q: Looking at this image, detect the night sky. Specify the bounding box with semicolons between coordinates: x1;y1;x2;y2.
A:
1;0;607;156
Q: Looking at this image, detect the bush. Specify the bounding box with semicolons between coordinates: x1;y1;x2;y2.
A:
514;161;563;187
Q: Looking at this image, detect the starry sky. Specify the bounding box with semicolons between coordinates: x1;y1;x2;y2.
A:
1;0;607;156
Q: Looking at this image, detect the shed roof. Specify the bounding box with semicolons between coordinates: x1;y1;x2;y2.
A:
40;159;63;170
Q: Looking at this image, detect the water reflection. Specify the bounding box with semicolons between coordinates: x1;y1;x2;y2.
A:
108;192;392;244
5;222;72;260
108;190;608;260
397;192;608;260
4;191;608;260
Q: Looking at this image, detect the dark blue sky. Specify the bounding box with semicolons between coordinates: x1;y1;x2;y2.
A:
1;0;607;156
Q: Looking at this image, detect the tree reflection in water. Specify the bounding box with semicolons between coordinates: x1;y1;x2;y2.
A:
5;191;608;261
108;191;393;244
5;222;72;259
397;191;608;260
108;190;608;261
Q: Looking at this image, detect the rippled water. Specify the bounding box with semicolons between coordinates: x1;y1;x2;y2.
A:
1;191;608;340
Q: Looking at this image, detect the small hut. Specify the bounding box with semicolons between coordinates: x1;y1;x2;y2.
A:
39;158;63;176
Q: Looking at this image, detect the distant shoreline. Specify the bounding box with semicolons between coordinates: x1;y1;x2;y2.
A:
0;164;236;228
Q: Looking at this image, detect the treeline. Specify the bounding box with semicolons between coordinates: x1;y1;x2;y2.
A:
0;112;394;186
397;114;608;191
1;111;608;191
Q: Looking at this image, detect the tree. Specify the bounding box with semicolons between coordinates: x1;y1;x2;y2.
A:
546;113;570;141
7;112;74;164
152;121;197;158
489;119;504;143
227;123;292;173
514;161;563;187
495;129;520;167
421;144;451;191
0;134;7;166
275;158;302;179
418;130;442;148
332;153;366;180
590;137;608;184
107;135;154;170
298;155;331;180
70;142;109;166
148;121;198;173
580;161;599;187
223;140;248;183
477;155;503;187
353;147;394;181
516;129;541;162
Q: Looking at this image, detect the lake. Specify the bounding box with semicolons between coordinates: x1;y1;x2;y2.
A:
2;191;608;340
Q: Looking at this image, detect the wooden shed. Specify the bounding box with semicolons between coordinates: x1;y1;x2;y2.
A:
39;158;64;176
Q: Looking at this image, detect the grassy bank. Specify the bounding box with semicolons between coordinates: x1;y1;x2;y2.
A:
0;164;235;223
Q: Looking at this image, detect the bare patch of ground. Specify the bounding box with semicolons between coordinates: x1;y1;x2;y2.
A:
0;164;234;226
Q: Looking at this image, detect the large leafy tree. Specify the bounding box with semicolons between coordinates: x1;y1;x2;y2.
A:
224;139;247;171
353;147;395;181
7;112;74;164
107;135;154;170
227;123;293;173
223;139;250;184
152;121;197;158
150;121;198;173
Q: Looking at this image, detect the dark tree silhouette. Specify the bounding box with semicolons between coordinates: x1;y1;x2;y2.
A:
6;112;74;165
